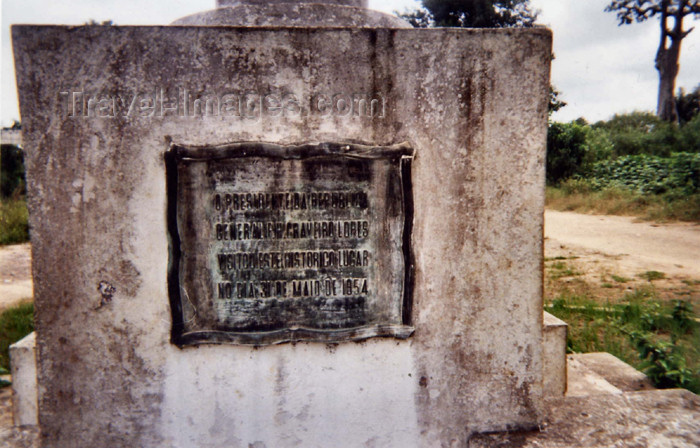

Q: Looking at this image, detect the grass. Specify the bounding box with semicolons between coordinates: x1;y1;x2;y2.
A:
546;289;700;393
546;185;700;222
545;254;700;393
0;197;29;245
544;256;578;261
639;270;666;281
547;261;582;280
0;301;34;372
612;275;629;283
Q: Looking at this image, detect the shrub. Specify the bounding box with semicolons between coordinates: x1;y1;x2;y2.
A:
587;153;700;195
546;121;589;184
592;111;679;157
679;114;700;153
1;144;26;198
676;85;700;126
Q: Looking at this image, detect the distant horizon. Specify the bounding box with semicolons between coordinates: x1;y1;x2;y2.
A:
2;0;699;126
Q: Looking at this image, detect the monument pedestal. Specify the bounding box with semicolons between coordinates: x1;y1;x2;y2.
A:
13;2;551;446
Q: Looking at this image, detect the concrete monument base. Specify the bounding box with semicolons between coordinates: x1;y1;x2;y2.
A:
4;350;698;447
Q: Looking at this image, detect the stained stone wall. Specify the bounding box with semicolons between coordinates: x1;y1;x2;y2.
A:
13;25;551;447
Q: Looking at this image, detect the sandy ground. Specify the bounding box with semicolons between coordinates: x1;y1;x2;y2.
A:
545;210;700;306
545;210;700;279
0;243;32;312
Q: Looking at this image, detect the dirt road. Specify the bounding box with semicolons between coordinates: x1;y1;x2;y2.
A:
545;210;700;279
545;210;700;307
0;243;32;312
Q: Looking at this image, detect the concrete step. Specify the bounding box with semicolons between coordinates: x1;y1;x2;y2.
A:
566;354;622;397
469;388;700;447
543;312;567;397
8;332;36;427
570;352;654;393
470;353;697;446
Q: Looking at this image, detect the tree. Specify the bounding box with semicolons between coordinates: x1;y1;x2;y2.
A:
676;85;700;125
400;0;537;28
399;8;433;28
549;86;567;115
606;1;700;123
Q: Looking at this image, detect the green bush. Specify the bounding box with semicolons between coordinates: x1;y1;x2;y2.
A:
549;293;700;394
587;153;700;195
546;121;590;184
1;144;25;198
584;127;614;164
592;112;681;157
679;114;700;153
676;85;700;126
628;330;699;392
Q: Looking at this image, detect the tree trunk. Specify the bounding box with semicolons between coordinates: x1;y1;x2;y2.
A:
656;43;680;123
654;0;686;123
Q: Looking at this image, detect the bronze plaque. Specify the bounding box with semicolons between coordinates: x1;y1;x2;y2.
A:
166;142;414;346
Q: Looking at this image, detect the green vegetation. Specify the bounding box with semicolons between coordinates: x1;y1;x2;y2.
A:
545;256;577;261
0;302;34;373
0;198;29;245
1;143;25;198
547;291;700;393
546;181;700;221
547;260;581;280
546;96;700;222
587;153;699;195
612;275;629;283
1;142;30;245
639;270;666;282
398;0;537;29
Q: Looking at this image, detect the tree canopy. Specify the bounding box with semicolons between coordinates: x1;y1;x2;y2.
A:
400;0;538;28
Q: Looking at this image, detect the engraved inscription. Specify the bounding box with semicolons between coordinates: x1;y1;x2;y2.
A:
166;142;414;346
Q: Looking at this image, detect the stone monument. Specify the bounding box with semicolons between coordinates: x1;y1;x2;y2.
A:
12;0;551;446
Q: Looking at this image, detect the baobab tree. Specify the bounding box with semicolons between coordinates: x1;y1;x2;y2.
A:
606;1;700;123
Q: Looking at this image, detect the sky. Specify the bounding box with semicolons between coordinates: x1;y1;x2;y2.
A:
1;0;699;126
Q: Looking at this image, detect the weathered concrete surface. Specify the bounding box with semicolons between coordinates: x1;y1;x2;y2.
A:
566;355;622;397
542;312;566;397
469;389;700;447
9;333;37;427
5;355;698;448
0;386;38;448
574;352;654;392
13;25;550;447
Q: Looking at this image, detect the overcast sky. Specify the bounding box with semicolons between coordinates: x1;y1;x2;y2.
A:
1;0;699;126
